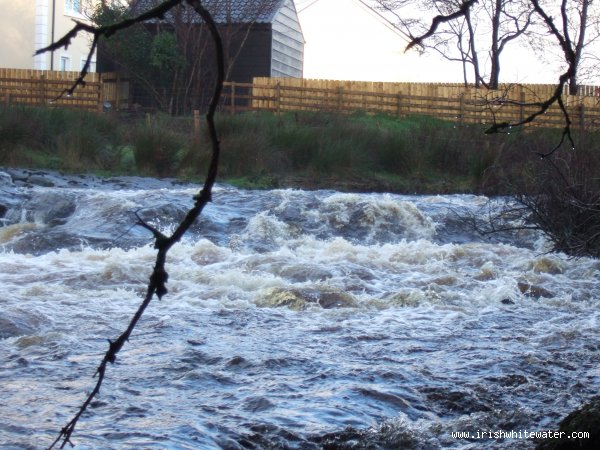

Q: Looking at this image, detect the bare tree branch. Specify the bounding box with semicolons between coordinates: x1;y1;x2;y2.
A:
44;1;224;448
406;0;480;51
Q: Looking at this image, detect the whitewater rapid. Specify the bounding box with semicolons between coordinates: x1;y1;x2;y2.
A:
0;170;598;449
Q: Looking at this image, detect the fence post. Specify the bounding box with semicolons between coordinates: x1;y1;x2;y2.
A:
276;82;281;115
459;93;465;125
579;103;585;130
115;73;122;110
337;86;343;113
39;74;46;106
98;74;103;112
97;82;103;112
397;92;403;118
519;86;525;122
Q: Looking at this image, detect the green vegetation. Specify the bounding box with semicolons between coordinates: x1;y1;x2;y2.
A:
1;105;599;196
0;106;122;171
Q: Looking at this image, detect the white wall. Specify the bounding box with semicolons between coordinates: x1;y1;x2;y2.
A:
0;0;98;71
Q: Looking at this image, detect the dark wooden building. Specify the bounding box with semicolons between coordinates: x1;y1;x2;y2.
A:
214;0;305;81
122;0;304;79
99;0;303;112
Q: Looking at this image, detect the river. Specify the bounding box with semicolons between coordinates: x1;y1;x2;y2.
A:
1;169;598;449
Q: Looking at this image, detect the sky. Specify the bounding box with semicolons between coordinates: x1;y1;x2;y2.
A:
294;0;590;85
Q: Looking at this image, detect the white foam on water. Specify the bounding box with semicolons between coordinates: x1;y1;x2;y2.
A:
321;192;437;240
1;185;599;449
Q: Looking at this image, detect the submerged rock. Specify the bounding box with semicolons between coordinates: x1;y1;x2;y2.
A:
518;282;554;299
531;257;565;275
256;287;358;310
0;171;13;186
419;386;493;416
536;397;600;450
311;423;424;450
22;192;76;224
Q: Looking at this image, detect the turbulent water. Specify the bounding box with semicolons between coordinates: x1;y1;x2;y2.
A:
1;169;598;450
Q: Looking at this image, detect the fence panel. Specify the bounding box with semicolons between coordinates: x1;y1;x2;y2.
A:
100;72;130;111
248;77;600;130
0;68;103;110
1;68;598;127
0;68;131;112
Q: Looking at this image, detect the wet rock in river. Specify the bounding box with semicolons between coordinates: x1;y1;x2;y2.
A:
25;174;56;187
256;287;358;310
531;256;565;275
311;424;422;450
518;282;554;299
0;223;37;244
3;168;94;189
0;171;24;220
536;397;600;450
22;192;76;224
0;317;35;340
485;373;528;386
0;309;47;339
0;171;13;186
135;203;188;226
419;386;493;417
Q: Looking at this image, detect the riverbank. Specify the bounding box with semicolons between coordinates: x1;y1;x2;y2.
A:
4;105;598;195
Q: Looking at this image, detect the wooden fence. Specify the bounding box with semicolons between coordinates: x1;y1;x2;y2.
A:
244;77;600;130
0;68;129;111
2;68;599;129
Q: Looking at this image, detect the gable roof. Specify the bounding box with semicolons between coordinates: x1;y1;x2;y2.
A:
129;0;287;24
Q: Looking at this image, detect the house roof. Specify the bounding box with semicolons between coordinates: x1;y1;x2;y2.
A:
129;0;288;24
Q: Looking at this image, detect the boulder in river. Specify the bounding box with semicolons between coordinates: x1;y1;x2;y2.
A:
22;192;76;224
256;286;358;310
536;397;600;450
518;281;554;299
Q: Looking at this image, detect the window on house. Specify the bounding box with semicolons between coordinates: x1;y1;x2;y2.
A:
81;57;96;72
65;0;82;15
60;55;71;71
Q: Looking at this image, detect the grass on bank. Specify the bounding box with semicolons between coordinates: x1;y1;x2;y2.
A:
1;105;599;195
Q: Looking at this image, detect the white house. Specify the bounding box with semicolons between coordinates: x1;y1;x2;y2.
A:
0;1;100;72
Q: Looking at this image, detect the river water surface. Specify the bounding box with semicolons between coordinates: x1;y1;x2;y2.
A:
0;170;598;449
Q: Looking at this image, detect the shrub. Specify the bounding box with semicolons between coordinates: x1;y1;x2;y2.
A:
0;105;121;170
130;114;184;177
517;143;600;258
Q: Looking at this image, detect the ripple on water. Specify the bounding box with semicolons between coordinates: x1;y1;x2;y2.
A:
0;181;599;449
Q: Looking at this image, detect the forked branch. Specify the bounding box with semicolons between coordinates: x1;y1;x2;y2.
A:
406;0;479;51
